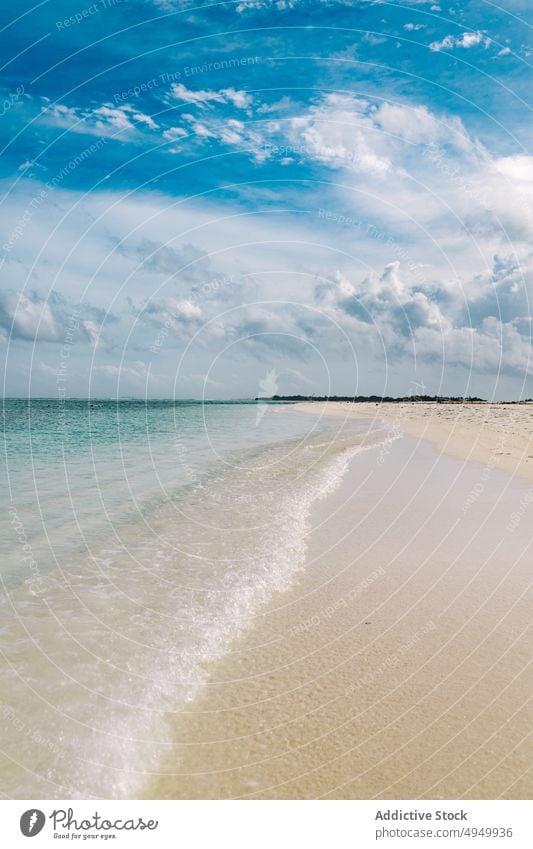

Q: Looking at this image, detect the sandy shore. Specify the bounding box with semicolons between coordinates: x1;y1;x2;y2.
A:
144;416;533;800
296;402;533;485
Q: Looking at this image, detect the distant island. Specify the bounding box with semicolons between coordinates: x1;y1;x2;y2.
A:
257;395;533;404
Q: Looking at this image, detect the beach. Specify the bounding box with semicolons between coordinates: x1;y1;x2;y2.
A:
2;400;532;800
145;403;533;800
0;400;386;798
296;401;533;485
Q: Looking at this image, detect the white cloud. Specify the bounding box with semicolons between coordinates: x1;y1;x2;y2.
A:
285;94;392;176
184;118;214;139
170;93;478;192
171;298;203;319
0;291;61;342
235;0;298;11
171;84;222;106
494;154;533;188
0;290;107;346
42;102;159;137
171;83;253;110
274;93;475;184
91;105;137;131
222;88;254;109
162;126;188;151
315;257;533;376
4;128;533;395
172;112;270;162
430;30;491;52
110;89;533;271
280;94;533;260
413;318;532;375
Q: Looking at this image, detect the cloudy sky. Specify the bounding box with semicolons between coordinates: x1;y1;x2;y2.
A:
1;0;532;399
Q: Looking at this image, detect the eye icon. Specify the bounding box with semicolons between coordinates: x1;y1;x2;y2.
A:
20;810;46;837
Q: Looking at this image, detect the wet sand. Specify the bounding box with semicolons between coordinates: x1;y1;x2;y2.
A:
144;426;532;800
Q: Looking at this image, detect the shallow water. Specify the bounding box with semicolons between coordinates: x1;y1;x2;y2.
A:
0;399;392;797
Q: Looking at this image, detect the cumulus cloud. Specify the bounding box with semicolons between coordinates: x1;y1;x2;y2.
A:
177;91;474;179
163;88;471;174
121;238;211;281
137;295;204;342
430;30;491;52
0;290;112;346
314;257;533;376
413;318;532;376
268;93;477;192
130;243;533;377
5;83;533;392
0;290;62;342
272;93;533;257
157;87;492;199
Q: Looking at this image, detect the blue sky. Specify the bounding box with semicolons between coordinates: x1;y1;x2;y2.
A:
1;0;532;398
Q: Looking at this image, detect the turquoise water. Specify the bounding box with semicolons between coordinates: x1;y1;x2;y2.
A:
1;400;324;586
0;399;390;798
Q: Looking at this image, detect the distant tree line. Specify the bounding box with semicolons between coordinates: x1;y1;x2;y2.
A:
260;394;488;403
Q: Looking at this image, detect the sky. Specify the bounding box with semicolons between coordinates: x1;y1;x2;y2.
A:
1;0;532;399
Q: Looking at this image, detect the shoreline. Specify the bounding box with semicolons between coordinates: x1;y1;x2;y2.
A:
295;402;533;486
144;421;533;800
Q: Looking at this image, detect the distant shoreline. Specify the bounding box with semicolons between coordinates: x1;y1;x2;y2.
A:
260;394;533;405
295;400;533;484
3;395;533;405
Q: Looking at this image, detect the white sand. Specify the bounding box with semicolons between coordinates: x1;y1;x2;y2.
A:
296;402;533;485
145;428;533;800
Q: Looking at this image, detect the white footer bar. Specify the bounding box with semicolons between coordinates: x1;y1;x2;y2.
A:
2;800;532;848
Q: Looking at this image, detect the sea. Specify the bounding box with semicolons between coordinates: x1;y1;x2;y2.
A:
0;398;393;798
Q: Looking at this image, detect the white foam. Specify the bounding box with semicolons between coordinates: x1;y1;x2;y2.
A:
2;428;400;799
